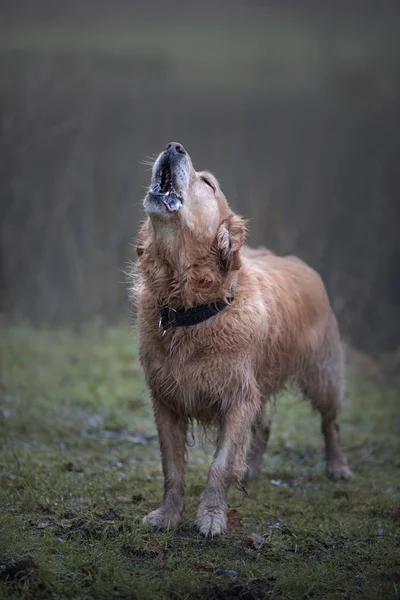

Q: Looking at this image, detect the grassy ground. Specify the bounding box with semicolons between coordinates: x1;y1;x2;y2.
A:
0;323;399;599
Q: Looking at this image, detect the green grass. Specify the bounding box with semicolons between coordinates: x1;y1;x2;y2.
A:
0;323;399;599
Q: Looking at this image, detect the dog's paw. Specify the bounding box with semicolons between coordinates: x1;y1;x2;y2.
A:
143;506;182;529
195;505;227;537
327;462;353;481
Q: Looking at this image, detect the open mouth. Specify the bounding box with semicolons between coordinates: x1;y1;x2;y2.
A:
148;163;183;212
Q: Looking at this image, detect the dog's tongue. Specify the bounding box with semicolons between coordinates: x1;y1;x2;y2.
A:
149;185;182;212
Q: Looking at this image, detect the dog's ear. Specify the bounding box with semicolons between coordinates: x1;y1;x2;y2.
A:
216;214;246;272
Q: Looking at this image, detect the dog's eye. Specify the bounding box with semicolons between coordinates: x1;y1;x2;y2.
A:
200;176;215;192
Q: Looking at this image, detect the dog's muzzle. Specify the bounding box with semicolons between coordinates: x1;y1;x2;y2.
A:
148;142;187;213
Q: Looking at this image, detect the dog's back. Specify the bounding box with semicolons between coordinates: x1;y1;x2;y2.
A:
242;246;331;343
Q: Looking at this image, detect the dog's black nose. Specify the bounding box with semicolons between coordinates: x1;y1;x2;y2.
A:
165;142;186;155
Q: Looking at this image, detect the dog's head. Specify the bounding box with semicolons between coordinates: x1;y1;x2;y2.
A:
143;142;245;272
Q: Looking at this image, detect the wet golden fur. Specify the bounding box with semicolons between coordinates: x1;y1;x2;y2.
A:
133;144;352;537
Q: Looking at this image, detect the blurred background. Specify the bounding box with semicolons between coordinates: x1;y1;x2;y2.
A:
1;0;399;360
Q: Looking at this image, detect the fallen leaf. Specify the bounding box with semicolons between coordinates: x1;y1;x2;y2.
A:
248;533;265;550
79;563;96;576
227;508;242;530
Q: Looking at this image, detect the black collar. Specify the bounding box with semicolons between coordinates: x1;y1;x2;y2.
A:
158;290;234;336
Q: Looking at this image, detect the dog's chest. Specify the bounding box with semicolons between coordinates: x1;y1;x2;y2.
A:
141;334;228;420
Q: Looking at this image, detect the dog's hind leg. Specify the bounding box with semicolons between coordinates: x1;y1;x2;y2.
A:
245;403;271;479
298;316;352;481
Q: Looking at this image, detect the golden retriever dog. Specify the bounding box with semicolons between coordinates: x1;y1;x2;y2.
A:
134;142;352;537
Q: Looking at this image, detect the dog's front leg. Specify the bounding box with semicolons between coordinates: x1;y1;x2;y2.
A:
195;397;259;537
144;400;187;529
